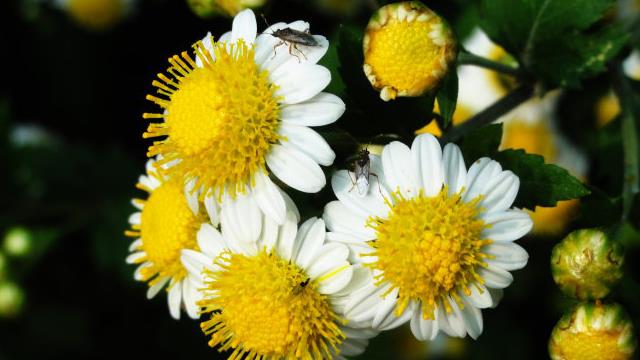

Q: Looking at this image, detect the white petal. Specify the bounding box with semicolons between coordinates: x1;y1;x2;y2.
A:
410;306;439;341
411;134;444;196
339;338;368;357
323;200;374;239
307;243;349;279
295;218;326;269
442;143;467;195
146;276;170;299
276;211;299;261
479;171;519;213
481;210;533;242
460;298;483;340
128;238;142;252
195;32;214;68
221;191;262;243
331;170;389;219
184;179;199;215
266;144;325;193
462;284;493;309
252;171;286;225
134;262;152;281
128;212;141;225
272;64;330;104
230;9;257;44
219;31;232;43
317;262;353;295
326;232;373;265
484;242;529;271
181;249;213;278
168;281;182;320
382;141;419;198
345;283;391;324
254;30;285;67
279;188;300;222
126;252;145;264
440;298;466;337
371;288;413;331
259;213;279;252
478;266;514;289
463;158;502;202
280;92;345;127
333;265;373;298
204;191;220;227
197;223;226;259
280;124;335;167
183;280;200;320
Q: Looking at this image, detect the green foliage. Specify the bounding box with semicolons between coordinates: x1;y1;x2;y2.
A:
480;0;628;87
435;68;458;129
494;149;591;210
457;123;503;164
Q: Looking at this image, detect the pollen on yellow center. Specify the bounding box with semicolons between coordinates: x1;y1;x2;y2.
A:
199;250;344;359
368;189;491;319
144;38;281;197
67;0;126;30
139;179;200;281
363;2;456;101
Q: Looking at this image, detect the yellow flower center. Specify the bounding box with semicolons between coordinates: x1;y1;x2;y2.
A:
553;332;629;360
138;179;201;281
486;45;519;96
368;189;492;319
67;0;125;30
501;119;556;162
363;2;456;100
144;38;281;197
199;250;344;359
595;91;620;128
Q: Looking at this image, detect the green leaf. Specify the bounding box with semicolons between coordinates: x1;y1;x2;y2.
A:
336;25;435;140
493;149;591;209
456;123;503;165
480;0;628;87
436;69;458;129
575;185;622;228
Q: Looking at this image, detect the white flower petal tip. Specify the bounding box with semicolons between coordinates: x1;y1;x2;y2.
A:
280;93;345;127
231;9;257;44
266;144;326;193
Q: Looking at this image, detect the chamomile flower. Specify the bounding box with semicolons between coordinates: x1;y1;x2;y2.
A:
126;158;208;320
54;0;134;31
324;134;532;340
143;9;342;225
181;212;377;359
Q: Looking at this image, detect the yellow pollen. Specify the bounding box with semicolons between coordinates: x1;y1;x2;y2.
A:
486;45;519;96
367;188;492;319
66;0;126;31
144;37;281;198
363;2;456;100
130;179;201;284
199;250;344;359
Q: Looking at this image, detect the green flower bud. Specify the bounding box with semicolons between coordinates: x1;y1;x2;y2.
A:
363;1;457;101
549;302;636;360
0;282;25;318
3;227;32;258
551;229;624;300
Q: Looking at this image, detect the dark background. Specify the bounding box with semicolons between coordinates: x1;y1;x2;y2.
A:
1;0;638;359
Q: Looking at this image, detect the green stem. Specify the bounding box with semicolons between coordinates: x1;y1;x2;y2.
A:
441;85;534;143
458;51;523;78
611;63;639;221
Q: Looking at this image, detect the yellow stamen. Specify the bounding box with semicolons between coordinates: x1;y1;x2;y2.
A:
367;188;491;319
199;250;345;359
144;37;281;198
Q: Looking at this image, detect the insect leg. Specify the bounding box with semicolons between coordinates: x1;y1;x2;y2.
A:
288;43;302;62
369;172;384;197
348;171;357;193
272;40;285;59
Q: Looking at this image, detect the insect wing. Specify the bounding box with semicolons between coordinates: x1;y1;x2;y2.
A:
355;161;370;197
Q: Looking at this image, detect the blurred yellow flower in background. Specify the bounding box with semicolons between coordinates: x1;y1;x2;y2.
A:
56;0;134;31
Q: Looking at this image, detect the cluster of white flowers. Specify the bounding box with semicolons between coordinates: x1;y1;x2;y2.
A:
126;9;533;359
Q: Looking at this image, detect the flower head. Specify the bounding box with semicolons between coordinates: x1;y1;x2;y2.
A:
181;210;376;359
143;9;343;225
55;0;134;31
551;229;625;300
549;302;636;360
324;134;532;340
187;0;266;18
126;158;208;319
363;1;457;101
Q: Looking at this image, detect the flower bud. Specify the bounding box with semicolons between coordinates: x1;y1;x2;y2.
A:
363;1;457;101
62;0;131;31
4;227;32;258
549;302;636;360
0;282;24;318
187;0;266;18
551;229;624;300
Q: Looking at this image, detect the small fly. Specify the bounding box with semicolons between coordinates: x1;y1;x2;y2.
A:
292;277;311;295
348;148;381;197
261;15;321;62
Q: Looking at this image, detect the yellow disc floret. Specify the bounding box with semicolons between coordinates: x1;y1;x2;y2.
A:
363;1;457;101
66;0;126;31
144;37;281;198
367;189;492;320
199;250;344;359
127;179;201;284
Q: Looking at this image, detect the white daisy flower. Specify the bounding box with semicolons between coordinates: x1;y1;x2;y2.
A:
125;158;209;320
324;134;533;341
181;211;377;359
143;9;343;226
